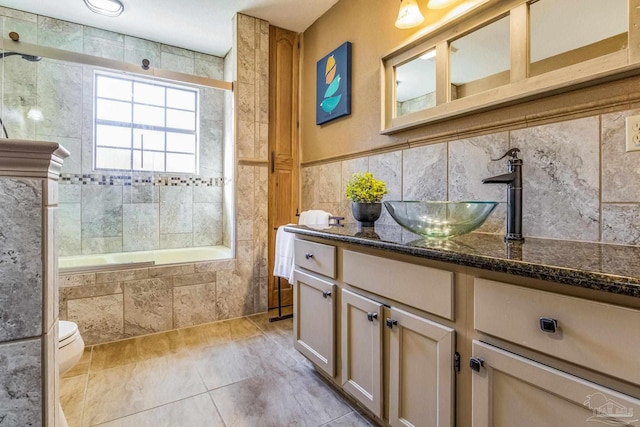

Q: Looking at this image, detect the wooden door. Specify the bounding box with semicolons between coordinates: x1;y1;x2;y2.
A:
341;289;384;418
470;340;640;427
268;26;299;309
388;306;455;427
293;269;336;376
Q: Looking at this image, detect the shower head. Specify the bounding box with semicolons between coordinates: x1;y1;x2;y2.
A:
0;51;42;62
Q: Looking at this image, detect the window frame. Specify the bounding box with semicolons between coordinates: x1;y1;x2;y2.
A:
93;70;200;174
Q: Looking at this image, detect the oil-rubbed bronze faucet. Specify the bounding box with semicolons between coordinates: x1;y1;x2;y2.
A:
482;148;524;242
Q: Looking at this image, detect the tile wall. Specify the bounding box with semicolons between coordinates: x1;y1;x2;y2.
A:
58;13;270;345
0;144;64;426
0;178;45;425
0;6;227;256
302;110;640;245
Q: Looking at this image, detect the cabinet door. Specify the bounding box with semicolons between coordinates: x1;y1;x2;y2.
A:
388;307;455;427
293;270;336;376
341;289;384;418
470;340;640;427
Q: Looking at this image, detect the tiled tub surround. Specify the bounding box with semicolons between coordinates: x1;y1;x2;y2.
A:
0;6;228;257
59;174;226;256
0;140;68;427
0;10;270;348
58;258;261;345
302;111;640;246
56;13;272;346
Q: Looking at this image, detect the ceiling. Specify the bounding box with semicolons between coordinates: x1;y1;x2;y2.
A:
0;0;339;57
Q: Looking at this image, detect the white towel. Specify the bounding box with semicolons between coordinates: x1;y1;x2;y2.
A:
298;211;311;225
273;225;296;282
299;209;331;228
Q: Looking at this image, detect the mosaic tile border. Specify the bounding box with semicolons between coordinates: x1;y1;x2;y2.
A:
60;174;228;187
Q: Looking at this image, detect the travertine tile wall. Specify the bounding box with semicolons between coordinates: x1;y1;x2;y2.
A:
0;178;45;426
233;13;270;315
0;142;66;426
0;6;226;256
58;13;270;346
302;111;640;245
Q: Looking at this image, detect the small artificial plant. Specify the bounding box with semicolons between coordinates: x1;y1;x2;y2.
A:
345;172;388;203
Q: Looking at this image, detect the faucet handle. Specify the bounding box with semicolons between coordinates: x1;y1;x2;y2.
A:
491;148;520;162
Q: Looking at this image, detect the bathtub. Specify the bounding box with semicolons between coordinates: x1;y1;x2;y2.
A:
59;245;232;272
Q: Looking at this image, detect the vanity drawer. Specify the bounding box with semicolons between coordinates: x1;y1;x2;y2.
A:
474;278;640;384
294;239;336;279
343;250;454;320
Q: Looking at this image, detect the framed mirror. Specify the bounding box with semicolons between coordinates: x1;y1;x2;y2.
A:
450;15;510;99
395;48;437;116
381;0;638;134
529;0;628;77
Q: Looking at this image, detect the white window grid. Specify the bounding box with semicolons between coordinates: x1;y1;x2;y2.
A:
93;71;200;174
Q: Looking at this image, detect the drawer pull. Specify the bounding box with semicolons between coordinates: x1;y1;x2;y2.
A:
386;318;398;329
539;317;558;334
322;290;332;299
367;312;378;322
469;357;484;372
305;253;314;260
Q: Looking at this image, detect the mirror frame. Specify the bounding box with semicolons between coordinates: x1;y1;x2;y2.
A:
381;0;640;134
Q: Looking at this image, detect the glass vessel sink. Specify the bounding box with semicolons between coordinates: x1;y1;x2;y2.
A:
384;201;498;238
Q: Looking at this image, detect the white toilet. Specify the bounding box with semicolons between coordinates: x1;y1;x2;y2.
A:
58;320;85;427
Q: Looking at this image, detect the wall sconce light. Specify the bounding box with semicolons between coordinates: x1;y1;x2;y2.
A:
83;0;124;17
427;0;457;9
395;0;424;29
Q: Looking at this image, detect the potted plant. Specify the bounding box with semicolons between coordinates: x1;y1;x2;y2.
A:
346;172;388;227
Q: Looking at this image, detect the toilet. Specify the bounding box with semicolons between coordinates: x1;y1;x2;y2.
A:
58;320;85;427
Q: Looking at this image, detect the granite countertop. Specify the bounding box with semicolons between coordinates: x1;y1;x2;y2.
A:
284;223;640;298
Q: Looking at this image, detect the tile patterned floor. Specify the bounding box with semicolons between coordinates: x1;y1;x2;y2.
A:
60;308;374;427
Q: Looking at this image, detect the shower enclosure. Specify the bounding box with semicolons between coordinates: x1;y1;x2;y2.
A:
0;41;234;271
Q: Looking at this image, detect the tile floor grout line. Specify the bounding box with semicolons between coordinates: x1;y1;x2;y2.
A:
205;387;229;427
79;371;89;427
89;390;217;427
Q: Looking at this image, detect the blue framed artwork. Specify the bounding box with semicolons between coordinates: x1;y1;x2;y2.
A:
316;41;352;125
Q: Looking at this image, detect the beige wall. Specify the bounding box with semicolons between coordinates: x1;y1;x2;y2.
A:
301;0;415;162
300;0;640;164
300;0;640;245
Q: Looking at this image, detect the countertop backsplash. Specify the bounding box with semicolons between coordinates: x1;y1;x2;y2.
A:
301;110;640;247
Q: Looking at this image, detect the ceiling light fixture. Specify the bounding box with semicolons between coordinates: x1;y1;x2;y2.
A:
83;0;124;17
427;0;457;9
395;0;424;29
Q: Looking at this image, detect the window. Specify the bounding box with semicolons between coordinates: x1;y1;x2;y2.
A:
94;72;199;174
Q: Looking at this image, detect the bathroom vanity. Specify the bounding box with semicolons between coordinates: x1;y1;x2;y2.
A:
285;224;640;427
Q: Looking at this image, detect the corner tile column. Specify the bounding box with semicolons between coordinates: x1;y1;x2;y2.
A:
0;139;69;426
228;13;269;316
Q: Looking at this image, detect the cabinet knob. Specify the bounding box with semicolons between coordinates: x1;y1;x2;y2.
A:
539;317;558;333
367;312;378;322
322;290;332;298
386;318;398;329
469;357;484;372
305;253;314;260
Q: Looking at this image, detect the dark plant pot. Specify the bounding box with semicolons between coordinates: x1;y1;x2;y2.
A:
351;202;382;227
